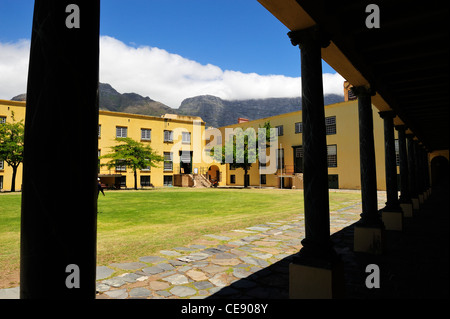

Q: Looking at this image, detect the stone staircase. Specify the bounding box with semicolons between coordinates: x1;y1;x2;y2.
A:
192;174;211;188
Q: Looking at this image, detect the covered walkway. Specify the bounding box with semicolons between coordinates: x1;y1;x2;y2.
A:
333;185;449;299
208;184;449;299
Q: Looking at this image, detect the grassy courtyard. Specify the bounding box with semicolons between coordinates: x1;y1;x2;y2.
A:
0;187;362;288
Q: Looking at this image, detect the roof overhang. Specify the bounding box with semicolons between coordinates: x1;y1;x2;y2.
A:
258;0;449;151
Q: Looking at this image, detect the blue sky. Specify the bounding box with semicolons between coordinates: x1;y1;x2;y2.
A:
0;0;343;107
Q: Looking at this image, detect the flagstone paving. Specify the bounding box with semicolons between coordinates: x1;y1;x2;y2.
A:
92;195;387;300
0;192;388;300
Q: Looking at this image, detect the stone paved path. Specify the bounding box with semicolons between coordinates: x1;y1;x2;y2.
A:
0;191;388;299
93;193;385;299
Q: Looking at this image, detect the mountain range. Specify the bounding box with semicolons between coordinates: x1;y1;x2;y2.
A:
11;83;344;127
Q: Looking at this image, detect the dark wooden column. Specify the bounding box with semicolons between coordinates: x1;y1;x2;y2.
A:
287;26;344;299
379;111;401;212
395;125;410;203
288;26;334;264
395;125;413;217
423;148;431;196
20;0;100;299
413;140;423;204
418;144;429;200
351;86;384;253
352;86;383;227
406;134;419;210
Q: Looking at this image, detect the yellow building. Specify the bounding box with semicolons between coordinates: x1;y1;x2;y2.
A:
1;99;224;191
218;99;398;191
2;97;445;192
0;100;26;192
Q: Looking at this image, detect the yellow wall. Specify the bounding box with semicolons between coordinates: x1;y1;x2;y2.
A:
218;100;398;191
0;100;26;191
1;99;224;191
98;111;223;188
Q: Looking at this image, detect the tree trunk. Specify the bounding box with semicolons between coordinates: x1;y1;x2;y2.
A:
134;170;138;190
244;168;248;188
11;165;18;192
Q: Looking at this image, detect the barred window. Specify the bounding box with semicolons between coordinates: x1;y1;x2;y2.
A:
0;116;6;124
276;125;284;136
295;122;303;134
116;126;127;138
140;176;151;187
98;125;101;138
0;160;4;170
327;145;337;167
325;116;336;135
164;152;173;171
163;175;173;186
395;139;400;166
230;175;236;184
141;128;151;141
260;174;267;185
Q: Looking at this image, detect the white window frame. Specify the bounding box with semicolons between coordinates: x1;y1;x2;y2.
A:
182;132;191;144
116;126;128;138
327;145;338;168
115;159;127;172
164;130;173;142
164;152;173;171
141;128;151;141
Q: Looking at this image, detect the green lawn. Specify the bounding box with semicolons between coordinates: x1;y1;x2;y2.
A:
0;187;362;288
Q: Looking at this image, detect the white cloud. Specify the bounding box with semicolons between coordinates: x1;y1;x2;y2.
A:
0;36;345;107
0;39;30;100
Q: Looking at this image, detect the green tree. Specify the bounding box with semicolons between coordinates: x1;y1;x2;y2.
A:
100;137;164;190
0;112;24;192
212;121;274;188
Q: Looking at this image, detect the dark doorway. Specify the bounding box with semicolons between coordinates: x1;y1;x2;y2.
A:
293;146;303;173
180;151;193;174
431;156;449;188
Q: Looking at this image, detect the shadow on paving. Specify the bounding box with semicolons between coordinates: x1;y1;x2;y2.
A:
206;254;292;299
208;185;449;299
